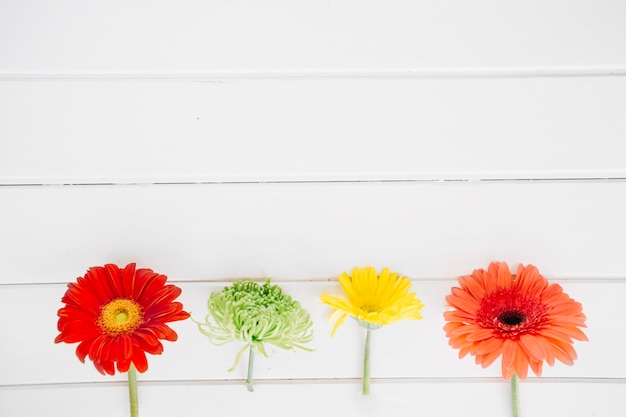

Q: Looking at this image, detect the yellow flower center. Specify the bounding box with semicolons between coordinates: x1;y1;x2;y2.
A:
360;304;382;313
98;298;144;336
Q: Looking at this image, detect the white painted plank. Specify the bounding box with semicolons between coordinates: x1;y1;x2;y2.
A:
1;77;626;184
1;1;625;75
0;280;619;386
1;379;624;417
1;181;626;284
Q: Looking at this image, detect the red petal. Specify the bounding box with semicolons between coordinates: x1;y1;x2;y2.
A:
105;264;127;298
61;282;102;315
117;358;131;373
135;272;168;305
56;321;102;343
75;340;94;363
121;263;138;295
133;329;165;354
131;350;149;373
86;266;117;303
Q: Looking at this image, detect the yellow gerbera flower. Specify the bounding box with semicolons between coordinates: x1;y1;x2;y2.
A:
320;266;424;395
321;266;424;336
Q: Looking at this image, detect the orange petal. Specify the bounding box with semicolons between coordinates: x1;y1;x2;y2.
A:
501;338;516;370
465;328;496;342
475;337;504;355
529;359;543;377
519;334;547;361
458;275;486;301
477;343;503;368
495;262;513;289
513;343;529;380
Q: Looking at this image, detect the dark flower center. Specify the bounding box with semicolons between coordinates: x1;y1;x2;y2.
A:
475;288;549;338
497;310;526;326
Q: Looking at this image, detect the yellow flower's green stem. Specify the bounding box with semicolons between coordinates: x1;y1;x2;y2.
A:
128;363;138;417
511;373;520;417
246;346;255;392
363;329;372;395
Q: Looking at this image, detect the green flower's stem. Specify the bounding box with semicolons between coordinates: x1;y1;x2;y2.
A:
511;373;520;417
246;346;255;392
363;329;372;395
128;363;138;417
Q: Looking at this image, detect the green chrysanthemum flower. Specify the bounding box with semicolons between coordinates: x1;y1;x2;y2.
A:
195;279;314;391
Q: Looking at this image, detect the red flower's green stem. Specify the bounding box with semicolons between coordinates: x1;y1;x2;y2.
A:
511;373;520;417
363;329;372;395
128;363;138;417
246;346;255;392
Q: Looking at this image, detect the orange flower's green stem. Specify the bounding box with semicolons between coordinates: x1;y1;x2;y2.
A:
128;363;138;417
363;329;372;395
246;346;255;392
511;373;520;417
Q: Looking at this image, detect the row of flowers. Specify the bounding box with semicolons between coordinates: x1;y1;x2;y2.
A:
55;262;587;417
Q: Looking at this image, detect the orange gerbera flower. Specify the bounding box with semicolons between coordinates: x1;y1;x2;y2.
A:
55;263;190;375
443;261;587;380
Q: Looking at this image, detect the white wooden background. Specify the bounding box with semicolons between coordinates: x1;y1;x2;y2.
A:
1;1;626;416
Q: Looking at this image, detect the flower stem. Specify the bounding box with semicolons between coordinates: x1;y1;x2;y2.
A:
246;346;255;392
128;363;138;417
363;329;372;395
511;373;520;417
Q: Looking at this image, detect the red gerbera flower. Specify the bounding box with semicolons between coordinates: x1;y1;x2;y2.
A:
443;261;587;380
55;263;190;375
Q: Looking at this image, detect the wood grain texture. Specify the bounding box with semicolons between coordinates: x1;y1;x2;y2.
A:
2;380;624;417
1;77;626;184
1;181;626;284
2;2;625;416
1;0;625;74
